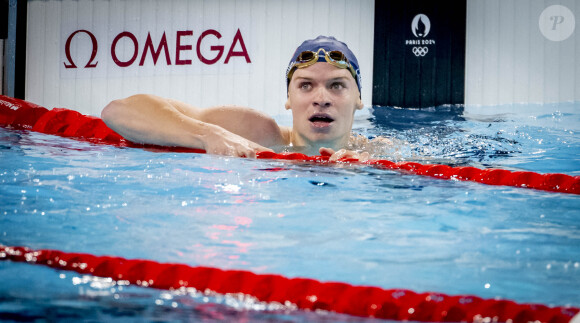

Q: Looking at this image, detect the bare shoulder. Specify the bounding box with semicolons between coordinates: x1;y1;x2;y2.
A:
196;105;290;148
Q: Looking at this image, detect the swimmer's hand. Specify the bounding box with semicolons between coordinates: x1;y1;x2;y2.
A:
203;126;274;158
319;147;370;162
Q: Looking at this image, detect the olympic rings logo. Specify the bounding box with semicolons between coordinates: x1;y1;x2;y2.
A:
412;46;428;57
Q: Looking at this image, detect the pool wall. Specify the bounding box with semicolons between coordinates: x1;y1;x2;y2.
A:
0;0;579;115
464;0;579;109
20;0;376;117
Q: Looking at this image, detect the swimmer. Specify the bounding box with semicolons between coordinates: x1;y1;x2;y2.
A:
102;35;388;161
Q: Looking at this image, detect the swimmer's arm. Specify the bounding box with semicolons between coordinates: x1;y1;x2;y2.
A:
101;94;281;157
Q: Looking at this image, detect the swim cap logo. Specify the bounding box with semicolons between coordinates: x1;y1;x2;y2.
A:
538;5;575;42
405;13;435;58
411;14;431;38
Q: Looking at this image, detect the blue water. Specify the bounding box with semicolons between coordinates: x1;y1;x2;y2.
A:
1;103;579;322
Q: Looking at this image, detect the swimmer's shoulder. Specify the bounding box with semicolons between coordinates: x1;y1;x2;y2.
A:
231;109;291;148
278;125;292;146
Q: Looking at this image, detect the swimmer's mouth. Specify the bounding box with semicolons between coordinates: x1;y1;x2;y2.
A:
309;114;334;124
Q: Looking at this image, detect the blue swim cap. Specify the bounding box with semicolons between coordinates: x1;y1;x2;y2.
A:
286;36;361;95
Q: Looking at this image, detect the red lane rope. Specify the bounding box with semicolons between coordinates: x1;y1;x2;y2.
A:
1;245;578;323
1;95;579;194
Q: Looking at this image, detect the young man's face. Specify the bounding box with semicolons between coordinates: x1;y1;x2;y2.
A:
286;62;363;152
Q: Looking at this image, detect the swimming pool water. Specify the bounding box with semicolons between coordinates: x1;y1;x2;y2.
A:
1;103;579;321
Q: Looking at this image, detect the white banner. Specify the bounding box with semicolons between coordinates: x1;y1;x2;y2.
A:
26;0;375;117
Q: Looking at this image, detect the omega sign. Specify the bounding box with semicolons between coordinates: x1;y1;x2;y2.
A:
63;28;251;70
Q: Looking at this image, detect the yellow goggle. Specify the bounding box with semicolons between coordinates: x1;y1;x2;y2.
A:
286;48;358;85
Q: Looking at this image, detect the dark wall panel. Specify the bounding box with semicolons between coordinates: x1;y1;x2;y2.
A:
1;0;8;39
15;0;27;99
373;0;466;108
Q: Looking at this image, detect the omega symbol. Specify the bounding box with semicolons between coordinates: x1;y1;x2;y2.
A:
64;30;99;68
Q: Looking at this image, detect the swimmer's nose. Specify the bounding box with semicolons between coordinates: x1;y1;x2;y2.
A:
313;87;331;108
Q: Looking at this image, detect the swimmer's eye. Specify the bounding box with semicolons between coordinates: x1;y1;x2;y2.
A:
299;82;312;91
330;82;346;90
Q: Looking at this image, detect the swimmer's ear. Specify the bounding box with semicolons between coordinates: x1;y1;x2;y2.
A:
356;97;364;110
